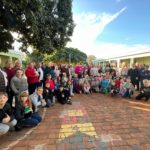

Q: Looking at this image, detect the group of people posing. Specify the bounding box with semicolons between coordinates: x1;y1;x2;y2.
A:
0;60;150;136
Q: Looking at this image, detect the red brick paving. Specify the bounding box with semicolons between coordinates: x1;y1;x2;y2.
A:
0;94;150;150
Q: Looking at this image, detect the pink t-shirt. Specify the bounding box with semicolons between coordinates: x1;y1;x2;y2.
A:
45;79;55;90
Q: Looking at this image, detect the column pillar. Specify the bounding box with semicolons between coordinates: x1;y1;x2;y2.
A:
117;59;120;68
130;58;134;68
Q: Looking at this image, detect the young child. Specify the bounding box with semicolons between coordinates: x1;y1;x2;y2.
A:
30;87;46;112
43;83;54;107
97;73;102;82
115;76;121;89
84;74;91;85
76;80;83;94
91;76;100;93
136;79;150;101
55;85;72;105
123;77;134;99
100;75;110;94
119;77;126;96
45;74;55;91
68;76;74;96
61;72;69;88
73;74;79;93
83;80;91;94
110;80;119;96
54;79;60;91
0;92;17;136
14;91;42;128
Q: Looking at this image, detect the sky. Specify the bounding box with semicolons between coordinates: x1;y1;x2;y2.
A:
67;0;150;59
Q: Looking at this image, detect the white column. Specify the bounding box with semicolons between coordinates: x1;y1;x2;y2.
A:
117;59;120;68
130;58;134;68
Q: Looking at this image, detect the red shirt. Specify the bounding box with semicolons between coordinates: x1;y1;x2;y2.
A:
4;67;15;83
116;79;121;89
45;79;55;90
25;67;39;84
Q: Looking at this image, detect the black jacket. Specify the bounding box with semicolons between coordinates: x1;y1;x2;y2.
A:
43;87;53;100
140;86;150;94
14;100;35;121
0;103;14;122
56;89;69;104
128;68;140;83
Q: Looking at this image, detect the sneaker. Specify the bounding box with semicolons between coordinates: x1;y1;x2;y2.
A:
67;100;72;105
15;125;22;131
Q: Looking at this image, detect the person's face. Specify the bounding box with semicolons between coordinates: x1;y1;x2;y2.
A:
38;63;42;68
7;62;13;68
145;66;149;70
123;77;126;81
63;73;66;76
0;95;8;106
45;84;50;88
112;82;115;86
20;96;28;103
47;75;51;80
143;81;149;87
103;76;106;80
127;79;131;83
15;62;21;67
29;63;34;68
37;89;43;95
75;74;78;78
60;87;63;92
116;77;119;80
16;70;23;77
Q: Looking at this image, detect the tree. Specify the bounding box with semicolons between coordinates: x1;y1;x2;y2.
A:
87;55;96;64
44;47;87;64
0;0;74;53
26;50;45;63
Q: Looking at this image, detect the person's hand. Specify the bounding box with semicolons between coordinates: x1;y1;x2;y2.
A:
24;103;28;107
34;71;39;76
141;90;144;93
2;114;11;123
41;99;46;103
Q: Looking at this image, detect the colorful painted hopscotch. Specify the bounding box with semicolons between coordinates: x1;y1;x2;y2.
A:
57;102;122;149
58;102;98;141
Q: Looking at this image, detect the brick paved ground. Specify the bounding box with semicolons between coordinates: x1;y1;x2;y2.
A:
0;94;150;150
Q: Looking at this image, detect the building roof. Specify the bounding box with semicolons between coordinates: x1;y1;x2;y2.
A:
95;49;150;61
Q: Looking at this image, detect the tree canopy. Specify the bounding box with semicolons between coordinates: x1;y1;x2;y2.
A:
27;47;87;64
0;0;74;53
47;47;87;64
87;55;96;64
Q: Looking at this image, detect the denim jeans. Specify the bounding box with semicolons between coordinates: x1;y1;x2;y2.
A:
70;86;74;96
0;119;17;136
21;112;42;127
46;99;52;106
